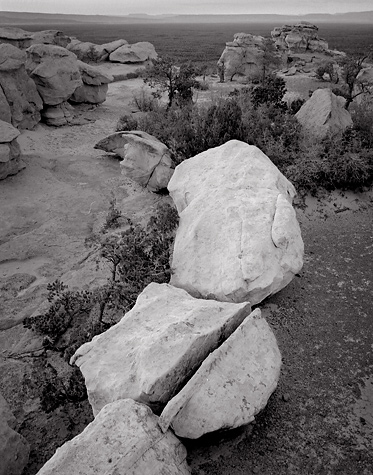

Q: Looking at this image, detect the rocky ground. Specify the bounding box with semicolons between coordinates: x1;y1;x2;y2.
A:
0;73;372;475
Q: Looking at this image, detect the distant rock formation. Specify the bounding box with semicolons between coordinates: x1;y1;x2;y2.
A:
109;41;158;63
0;392;30;475
168;140;304;305
271;22;329;53
70;60;113;104
0;43;43;129
295;88;353;138
0;120;23;179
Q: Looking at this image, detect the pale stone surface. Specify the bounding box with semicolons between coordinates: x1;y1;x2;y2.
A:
30;30;71;48
67;38;128;62
159;309;281;438
26;44;82;106
109;41;157;63
95;130;174;192
76;60;113;86
295;88;353;138
168;140;304;305
36;399;190;475
71;283;251;415
0;393;30;475
0;120;20;143
0;44;42;129
271;22;329;53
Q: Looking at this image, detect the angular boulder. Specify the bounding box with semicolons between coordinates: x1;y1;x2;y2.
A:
36;399;190;475
67;38;128;63
70;60;113;104
95;131;174;192
0;120;23;179
159;309;281;438
295;88;353;138
26;44;82;106
0;43;42;129
109;41;157;63
168;140;304;305
71;283;251;415
0;393;30;475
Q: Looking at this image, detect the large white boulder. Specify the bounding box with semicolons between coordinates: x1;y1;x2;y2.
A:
109;42;157;63
71;283;251;415
36;399;191;475
159;309;281;438
168;140;304;305
295;88;353;138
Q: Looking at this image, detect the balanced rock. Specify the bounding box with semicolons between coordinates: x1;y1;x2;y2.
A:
168;140;304;305
95;130;174;192
160;309;281;438
0;43;42;129
295;88;353;138
36;399;190;475
0;120;23;179
271;22;328;53
71;283;251;415
70;60;113;104
109;41;157;63
0;27;32;49
41;101;75;127
67;38;128;62
0;393;30;475
26;44;82;106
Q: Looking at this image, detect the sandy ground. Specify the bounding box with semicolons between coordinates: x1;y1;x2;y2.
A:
0;74;372;475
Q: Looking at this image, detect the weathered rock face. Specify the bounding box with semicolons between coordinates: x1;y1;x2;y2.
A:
71;283;251;416
0;43;43;129
36;399;191;475
70;60;113;104
0;26;32;49
0;393;30;475
67;38;128;62
0;120;24;179
41;101;75;127
30;30;71;48
168;140;304;305
160;308;281;438
271;22;329;53
217;33;269;80
95;131;175;192
26;44;82;106
295;88;353;138
109;41;157;63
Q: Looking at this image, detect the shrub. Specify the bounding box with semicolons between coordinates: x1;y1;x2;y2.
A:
131;88;159;112
115;114;138;132
251;75;287;110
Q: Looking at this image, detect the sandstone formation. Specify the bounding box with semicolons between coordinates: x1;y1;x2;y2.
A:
160;309;281;438
217;33;268;81
271;22;329;53
67;38;128;62
95;131;175;192
168;140;304;305
295;88;353;138
0;26;32;49
0;43;43;129
30;30;71;48
0;393;30;475
36;399;190;475
109;41;157;63
70;60;113;104
26;44;82;106
0;120;24;179
71;283;251;415
41;101;75;127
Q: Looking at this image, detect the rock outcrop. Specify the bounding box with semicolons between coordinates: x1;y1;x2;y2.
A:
0;27;70;49
67;38;128;62
0;120;23;179
95;131;175;192
70;60;113;104
30;30;71;48
160;309;281;438
109;41;158;63
271;22;329;53
71;283;251;415
0;393;30;475
0;27;32;49
168;140;304;305
217;33;269;81
0;43;43;129
295;88;353;138
36;399;190;475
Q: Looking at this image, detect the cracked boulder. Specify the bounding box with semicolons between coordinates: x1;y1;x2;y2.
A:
159;308;281;438
71;282;251;416
168;140;304;305
94;130;174;192
36;399;191;475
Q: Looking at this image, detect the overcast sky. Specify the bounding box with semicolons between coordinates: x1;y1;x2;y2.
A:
1;0;372;15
